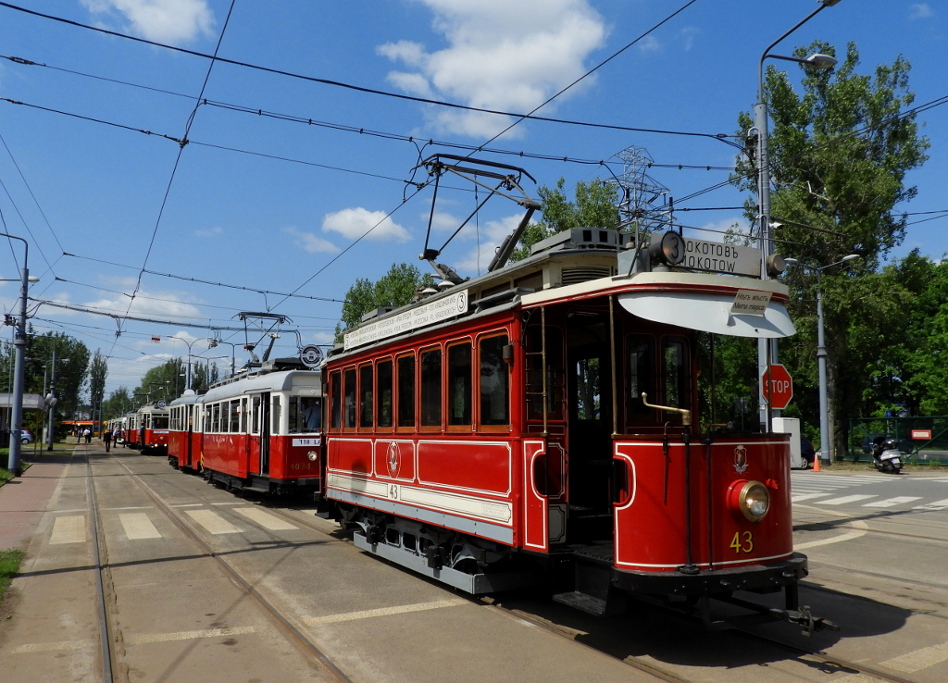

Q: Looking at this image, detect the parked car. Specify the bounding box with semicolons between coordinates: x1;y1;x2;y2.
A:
21;427;34;445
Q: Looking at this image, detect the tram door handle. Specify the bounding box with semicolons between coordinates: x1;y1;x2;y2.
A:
611;458;631;507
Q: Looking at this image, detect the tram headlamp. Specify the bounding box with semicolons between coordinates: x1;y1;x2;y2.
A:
728;480;771;523
307;451;319;462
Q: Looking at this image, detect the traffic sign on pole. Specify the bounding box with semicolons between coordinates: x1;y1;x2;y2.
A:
762;364;793;410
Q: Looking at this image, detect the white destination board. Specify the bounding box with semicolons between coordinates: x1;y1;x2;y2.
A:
344;289;469;350
683;238;761;277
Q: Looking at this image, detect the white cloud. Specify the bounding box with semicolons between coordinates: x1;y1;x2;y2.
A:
283;226;340;254
909;4;934;20
321;207;411;242
194;226;224;238
81;0;215;44
637;35;661;54
377;0;607;138
452;212;522;274
679;27;701;52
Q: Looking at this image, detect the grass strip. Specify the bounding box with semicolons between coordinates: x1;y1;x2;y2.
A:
0;548;25;607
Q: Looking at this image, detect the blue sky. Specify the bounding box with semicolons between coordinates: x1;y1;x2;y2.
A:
0;0;945;398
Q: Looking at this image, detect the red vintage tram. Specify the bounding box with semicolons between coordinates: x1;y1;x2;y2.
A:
167;358;323;496
319;224;829;630
122;404;170;454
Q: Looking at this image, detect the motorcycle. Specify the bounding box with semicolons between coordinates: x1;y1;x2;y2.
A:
871;436;905;474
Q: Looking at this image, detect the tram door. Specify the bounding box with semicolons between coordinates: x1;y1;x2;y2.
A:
565;312;614;544
258;393;271;475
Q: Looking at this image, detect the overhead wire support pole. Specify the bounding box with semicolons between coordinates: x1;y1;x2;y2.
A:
1;232;29;476
754;0;842;431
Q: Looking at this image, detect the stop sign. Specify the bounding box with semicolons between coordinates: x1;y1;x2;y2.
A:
762;364;793;409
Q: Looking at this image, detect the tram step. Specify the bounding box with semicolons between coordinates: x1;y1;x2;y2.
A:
552;591;608;616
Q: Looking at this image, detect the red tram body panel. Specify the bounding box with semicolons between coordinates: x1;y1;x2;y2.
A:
319;226;822;629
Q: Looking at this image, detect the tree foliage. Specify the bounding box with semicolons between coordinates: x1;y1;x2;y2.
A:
734;42;929;453
336;263;435;340
511;178;620;261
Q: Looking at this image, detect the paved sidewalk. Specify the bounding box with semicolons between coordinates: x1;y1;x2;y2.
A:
0;447;77;551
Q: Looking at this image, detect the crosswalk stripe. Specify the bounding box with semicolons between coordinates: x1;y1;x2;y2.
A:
881;640;948;673
791;493;830;502
233;507;298;531
914;498;948;510
862;496;923;508
119;512;162;540
50;515;86;544
817;494;877;506
185;509;241;534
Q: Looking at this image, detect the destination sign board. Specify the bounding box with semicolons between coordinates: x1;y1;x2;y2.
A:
682;237;761;277
344;289;469;350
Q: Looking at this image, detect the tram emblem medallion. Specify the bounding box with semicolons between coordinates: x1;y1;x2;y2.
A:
733;444;748;474
387;441;401;478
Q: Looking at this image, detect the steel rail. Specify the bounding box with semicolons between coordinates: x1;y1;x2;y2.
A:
102;453;353;683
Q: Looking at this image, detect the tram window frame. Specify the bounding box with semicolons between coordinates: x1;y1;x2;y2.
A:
272;395;282;435
525;325;565;421
359;363;374;430
625;334;656;423
251;397;261;435
228;399;240;433
420;345;443;431
329;370;341;430
447;340;472;430
662;336;692;411
478;332;511;430
396;353;416;431
377;358;394;430
343;367;357;430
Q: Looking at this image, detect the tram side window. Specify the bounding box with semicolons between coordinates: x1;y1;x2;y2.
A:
229;400;240;433
330;371;341;429
289;396;301;433
359;364;374;429
480;334;510;427
211;404;221;432
396;354;415;429
447;342;472;427
344;368;357;429
251;397;261;434
626;335;655;420
377;359;393;429
420;348;442;428
272;395;282;434
663;336;691;408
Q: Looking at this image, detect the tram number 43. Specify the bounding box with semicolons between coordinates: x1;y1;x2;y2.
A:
730;531;754;554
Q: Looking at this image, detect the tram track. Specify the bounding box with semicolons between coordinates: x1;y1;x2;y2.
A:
90;451;353;683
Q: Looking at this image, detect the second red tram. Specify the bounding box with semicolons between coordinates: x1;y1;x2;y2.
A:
167;358;323;496
319;227;829;630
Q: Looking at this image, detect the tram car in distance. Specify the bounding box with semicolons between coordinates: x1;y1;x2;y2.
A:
129;403;170;455
168;358;323;497
319;225;830;631
167;390;204;471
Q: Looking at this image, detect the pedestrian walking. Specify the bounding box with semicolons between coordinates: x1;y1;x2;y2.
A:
103;429;112;452
83;427;91;444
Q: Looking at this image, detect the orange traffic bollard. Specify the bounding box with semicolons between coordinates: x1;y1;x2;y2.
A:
812;455;822;472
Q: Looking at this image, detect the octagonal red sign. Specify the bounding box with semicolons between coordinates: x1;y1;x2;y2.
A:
762;364;793;410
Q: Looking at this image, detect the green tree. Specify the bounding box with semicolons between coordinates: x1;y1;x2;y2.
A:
102;386;132;421
88;349;108;413
735;42;929;456
336;263;435;340
511;178;620;261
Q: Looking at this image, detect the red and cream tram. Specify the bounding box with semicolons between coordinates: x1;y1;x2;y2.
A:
168;358;323;496
319;227;830;630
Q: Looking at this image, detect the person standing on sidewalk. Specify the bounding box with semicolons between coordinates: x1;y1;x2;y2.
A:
103;428;112;452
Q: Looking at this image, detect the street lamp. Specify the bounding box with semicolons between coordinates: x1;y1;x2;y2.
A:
1;232;35;476
207;337;238;376
754;0;843;430
45;350;70;451
169;336;207;391
784;254;859;464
